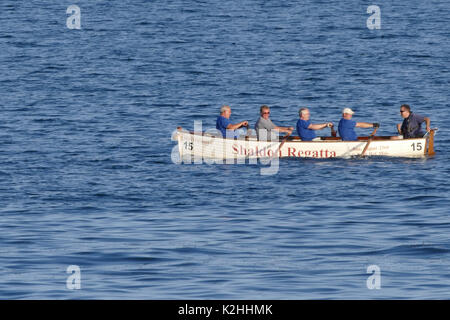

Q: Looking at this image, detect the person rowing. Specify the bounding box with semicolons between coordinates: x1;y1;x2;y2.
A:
296;107;333;141
216;105;249;138
255;105;293;140
338;108;379;141
397;104;431;138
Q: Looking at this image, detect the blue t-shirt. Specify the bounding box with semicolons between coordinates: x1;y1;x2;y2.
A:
338;118;357;141
216;116;235;138
296;119;316;141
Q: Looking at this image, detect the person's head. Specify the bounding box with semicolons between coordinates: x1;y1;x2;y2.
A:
260;105;270;119
220;105;231;119
299;107;310;120
400;104;411;119
342;107;354;120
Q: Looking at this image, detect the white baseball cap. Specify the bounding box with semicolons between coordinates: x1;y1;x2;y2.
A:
342;108;354;115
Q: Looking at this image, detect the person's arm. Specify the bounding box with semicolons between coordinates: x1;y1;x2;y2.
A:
397;123;402;134
424;117;431;132
355;122;377;128
227;121;248;130
274;126;294;133
308;123;332;130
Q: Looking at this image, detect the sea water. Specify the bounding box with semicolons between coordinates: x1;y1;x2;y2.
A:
0;0;449;299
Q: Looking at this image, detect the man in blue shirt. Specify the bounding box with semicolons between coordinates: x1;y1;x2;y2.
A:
216;105;249;138
338;108;379;141
296;108;333;141
397;104;431;138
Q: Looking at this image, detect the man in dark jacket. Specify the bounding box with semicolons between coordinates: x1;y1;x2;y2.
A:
397;104;431;138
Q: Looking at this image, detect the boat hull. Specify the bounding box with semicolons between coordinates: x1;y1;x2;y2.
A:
175;129;435;160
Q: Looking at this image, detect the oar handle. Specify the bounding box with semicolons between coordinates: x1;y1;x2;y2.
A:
245;124;251;139
330;124;337;137
280;130;292;144
369;126;379;138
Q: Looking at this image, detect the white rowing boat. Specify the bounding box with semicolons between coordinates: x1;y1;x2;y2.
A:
174;127;436;160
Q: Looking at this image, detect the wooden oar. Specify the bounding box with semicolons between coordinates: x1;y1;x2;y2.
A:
245;124;251;140
360;127;379;157
268;131;292;161
330;124;337;137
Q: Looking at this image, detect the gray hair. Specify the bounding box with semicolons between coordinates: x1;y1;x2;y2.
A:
299;107;309;116
220;105;231;114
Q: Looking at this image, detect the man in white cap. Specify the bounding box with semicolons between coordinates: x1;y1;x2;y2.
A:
338;108;379;141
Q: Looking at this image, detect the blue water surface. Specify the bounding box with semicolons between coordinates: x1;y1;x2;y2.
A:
0;0;449;299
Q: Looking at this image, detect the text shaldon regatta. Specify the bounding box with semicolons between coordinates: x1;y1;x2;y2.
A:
232;143;337;158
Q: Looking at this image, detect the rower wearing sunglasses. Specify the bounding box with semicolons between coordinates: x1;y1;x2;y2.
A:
255;105;293;140
397;104;431;138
